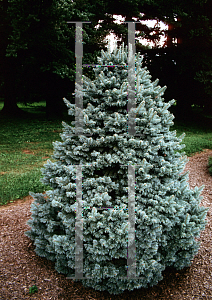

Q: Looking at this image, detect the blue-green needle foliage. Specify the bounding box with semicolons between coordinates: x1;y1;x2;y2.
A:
25;44;208;295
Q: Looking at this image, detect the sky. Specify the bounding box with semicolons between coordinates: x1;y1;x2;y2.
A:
103;15;168;52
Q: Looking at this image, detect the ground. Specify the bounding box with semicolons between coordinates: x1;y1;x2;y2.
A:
0;149;212;299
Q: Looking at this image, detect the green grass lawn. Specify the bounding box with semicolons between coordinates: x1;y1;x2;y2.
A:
0;101;212;206
0;101;73;205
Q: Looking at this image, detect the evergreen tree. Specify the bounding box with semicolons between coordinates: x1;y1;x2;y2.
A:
25;43;208;295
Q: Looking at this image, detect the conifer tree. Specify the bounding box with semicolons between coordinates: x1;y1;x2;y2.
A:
25;43;208;295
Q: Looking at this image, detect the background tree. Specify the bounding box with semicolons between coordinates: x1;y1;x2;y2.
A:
0;0;70;116
1;0;211;119
135;0;212;118
0;0;117;118
0;0;21;115
103;0;212;119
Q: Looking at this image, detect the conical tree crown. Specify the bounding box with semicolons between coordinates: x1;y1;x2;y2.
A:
25;43;208;295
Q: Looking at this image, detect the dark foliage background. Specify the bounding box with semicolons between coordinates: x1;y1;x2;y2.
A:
0;0;211;120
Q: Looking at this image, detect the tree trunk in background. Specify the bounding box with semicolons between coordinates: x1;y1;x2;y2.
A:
0;0;23;117
174;16;193;120
1;57;23;116
166;23;174;48
44;72;73;120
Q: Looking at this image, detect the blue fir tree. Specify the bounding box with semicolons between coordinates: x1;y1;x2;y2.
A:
25;43;208;295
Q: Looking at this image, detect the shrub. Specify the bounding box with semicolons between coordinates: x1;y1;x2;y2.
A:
25;44;208;295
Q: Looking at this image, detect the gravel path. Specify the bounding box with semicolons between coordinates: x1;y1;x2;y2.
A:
0;149;212;299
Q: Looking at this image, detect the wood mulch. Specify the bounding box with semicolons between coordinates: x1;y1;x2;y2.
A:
0;149;212;299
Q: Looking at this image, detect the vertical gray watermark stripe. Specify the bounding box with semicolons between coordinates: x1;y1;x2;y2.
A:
125;21;136;136
115;32;140;282
119;163;143;279
67;21;91;137
75;24;83;136
66;164;92;279
127;164;136;278
75;164;83;279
